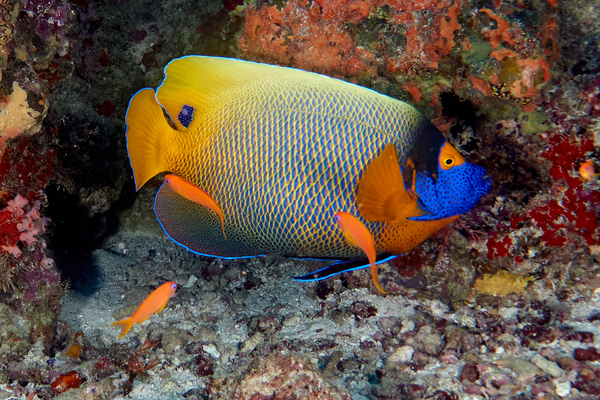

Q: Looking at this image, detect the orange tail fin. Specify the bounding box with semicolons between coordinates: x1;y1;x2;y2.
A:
125;88;174;190
111;317;135;339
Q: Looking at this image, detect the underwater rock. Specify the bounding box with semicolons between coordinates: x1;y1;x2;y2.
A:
229;353;351;400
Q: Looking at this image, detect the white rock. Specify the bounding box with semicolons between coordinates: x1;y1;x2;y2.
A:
387;345;414;365
498;307;519;320
430;300;449;317
400;320;415;333
183;275;198;288
531;354;563;378
555;380;571;397
203;344;221;359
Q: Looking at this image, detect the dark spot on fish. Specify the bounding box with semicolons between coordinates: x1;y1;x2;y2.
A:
178;104;194;128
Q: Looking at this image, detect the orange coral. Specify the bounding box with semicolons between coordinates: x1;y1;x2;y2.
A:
387;1;463;71
438;5;461;52
386;0;447;12
490;48;518;61
314;0;371;24
239;1;375;77
510;58;551;99
540;20;559;62
64;344;82;359
427;84;448;118
470;75;492;96
479;8;515;49
403;84;422;103
241;0;465;78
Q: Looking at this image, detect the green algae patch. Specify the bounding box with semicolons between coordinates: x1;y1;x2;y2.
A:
481;97;519;121
474;270;534;296
460;36;493;65
518;111;552;135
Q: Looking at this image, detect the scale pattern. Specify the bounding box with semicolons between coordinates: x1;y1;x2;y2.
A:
154;71;431;259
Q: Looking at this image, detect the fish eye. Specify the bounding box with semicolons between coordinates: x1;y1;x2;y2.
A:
439;153;456;170
438;142;465;171
171;283;177;289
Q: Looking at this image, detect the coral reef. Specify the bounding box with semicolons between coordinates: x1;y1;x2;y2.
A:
0;81;46;159
227;353;352;399
238;0;560;120
0;0;599;398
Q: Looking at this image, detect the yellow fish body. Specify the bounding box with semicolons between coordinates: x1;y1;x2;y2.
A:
125;56;490;277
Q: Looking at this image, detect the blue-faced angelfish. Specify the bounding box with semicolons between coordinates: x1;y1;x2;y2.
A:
125;56;491;293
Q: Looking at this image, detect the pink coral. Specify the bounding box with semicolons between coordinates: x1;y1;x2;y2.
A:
0;194;48;257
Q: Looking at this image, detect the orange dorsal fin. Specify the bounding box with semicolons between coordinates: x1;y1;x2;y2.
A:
356;144;420;223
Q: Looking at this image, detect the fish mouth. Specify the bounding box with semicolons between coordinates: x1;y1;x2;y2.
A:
468;166;492;197
477;173;492;195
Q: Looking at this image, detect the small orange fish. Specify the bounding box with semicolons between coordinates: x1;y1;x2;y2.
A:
164;174;226;239
112;281;177;338
579;159;600;181
334;212;387;294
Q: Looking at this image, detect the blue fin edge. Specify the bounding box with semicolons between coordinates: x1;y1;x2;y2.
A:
294;255;398;282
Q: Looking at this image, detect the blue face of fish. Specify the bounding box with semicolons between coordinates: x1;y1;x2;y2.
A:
410;160;491;221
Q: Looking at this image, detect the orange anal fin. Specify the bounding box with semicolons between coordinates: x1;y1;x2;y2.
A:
356;144;420;223
156;299;169;314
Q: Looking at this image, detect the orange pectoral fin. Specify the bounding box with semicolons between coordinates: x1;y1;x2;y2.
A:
370;263;387;295
342;230;357;247
165;174;227;239
356;144;420;223
335;212;387;294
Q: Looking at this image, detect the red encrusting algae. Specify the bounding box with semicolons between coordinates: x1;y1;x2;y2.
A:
50;371;83;394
